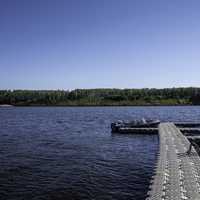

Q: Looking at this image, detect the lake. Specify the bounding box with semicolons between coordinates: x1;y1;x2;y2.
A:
1;106;200;200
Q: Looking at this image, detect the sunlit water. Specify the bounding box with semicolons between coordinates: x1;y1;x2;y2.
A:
1;106;200;200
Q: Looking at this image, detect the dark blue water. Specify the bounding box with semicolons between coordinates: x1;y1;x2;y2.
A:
1;106;200;200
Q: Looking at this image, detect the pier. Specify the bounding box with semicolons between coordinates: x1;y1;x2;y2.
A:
146;123;200;200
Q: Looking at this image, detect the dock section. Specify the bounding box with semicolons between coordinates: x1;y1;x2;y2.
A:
147;123;200;200
113;127;158;134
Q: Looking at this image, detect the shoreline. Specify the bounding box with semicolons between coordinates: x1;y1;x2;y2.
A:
2;104;200;107
0;104;14;107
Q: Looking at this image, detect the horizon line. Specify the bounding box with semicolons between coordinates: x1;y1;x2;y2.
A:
1;87;200;91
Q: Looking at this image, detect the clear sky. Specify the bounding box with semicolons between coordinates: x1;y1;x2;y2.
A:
1;0;200;90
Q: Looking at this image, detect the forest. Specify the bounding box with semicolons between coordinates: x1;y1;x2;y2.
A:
1;88;200;106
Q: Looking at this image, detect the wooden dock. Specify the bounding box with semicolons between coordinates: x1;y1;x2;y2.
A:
146;123;200;200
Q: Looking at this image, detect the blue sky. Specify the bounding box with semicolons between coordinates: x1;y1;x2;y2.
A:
1;0;200;89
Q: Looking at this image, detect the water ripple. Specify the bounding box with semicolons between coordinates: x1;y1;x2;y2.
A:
1;106;199;199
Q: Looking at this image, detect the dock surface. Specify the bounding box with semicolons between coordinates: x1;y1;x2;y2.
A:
147;123;200;200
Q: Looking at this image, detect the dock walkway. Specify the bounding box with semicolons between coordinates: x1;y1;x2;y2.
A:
147;123;200;200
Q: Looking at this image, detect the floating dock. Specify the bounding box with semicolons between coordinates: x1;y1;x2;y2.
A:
111;121;200;199
113;127;158;134
113;126;200;135
146;123;200;200
175;122;200;128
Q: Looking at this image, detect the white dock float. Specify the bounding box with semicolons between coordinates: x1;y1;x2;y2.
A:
147;123;200;200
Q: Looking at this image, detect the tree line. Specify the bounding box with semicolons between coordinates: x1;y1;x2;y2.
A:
0;88;200;106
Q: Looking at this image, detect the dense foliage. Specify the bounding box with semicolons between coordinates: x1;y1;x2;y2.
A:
1;88;200;106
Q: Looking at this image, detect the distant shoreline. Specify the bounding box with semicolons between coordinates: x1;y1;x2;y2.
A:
0;104;14;107
1;104;199;107
1;88;200;106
